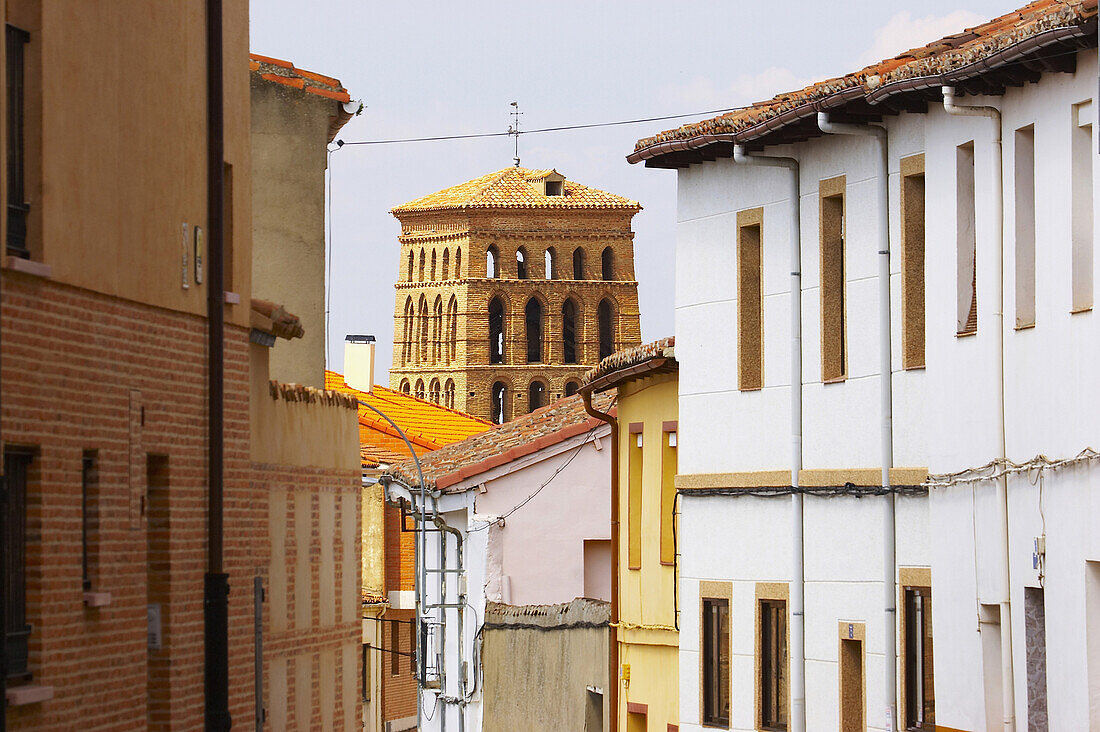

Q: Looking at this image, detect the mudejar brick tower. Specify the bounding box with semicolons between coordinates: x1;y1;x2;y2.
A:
390;167;642;422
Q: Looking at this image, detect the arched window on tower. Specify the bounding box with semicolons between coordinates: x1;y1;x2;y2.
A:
407;251;414;281
564;380;580;397
433;296;443;363
402;296;414;365
528;380;546;412
562;298;578;364
516;247;528;279
418;296;429;362
487;245;499;278
489;296;505;364
491;381;508;424
419;249;426;281
455;248;462;278
601;246;614;281
545;248;556;280
525;297;543;363
414;379;425;401
573;247;586;279
598;298;615;360
442;248;450;280
444;379;456;409
429;378;441;404
431;250;437;281
399;379;411;395
447;296;459;363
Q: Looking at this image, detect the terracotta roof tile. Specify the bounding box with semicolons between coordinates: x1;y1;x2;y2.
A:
391;167;641;215
324;371;491;471
630;0;1097;163
383;391;615;491
250;52;351;102
582;336;676;388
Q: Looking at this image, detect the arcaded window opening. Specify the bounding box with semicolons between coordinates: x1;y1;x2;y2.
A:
598;298;614;360
525;297;543;363
601;246;614;281
418;296;429;362
528;380;546;412
487;245;499;278
564;380;580;397
491;381;508;424
447;296;459;363
443;379;456;409
573;247;586;279
516;247;528;279
430;249;437;281
418;248;426;282
545;248;556;280
414;379;425;401
489;296;505;364
429;378;441;404
406;250;414;281
562;298;578;364
454;248;462;278
442;248;450;280
432;297;443;363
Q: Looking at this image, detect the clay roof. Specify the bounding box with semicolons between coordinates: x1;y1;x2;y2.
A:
384;391;615;492
391;167;641;215
324;371;492;470
630;0;1098;165
250;53;351;103
250;298;304;341
582;337;677;393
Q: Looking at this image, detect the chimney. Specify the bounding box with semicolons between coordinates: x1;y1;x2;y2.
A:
343;334;376;393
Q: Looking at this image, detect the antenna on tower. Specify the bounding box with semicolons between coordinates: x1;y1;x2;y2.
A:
507;101;522;167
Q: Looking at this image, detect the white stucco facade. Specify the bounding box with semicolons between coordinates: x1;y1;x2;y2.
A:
673;50;1100;732
386;424;611;732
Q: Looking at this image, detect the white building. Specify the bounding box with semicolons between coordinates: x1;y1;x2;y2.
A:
381;393;613;732
629;3;1099;731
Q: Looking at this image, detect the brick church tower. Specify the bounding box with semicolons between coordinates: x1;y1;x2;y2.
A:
389;167;642;422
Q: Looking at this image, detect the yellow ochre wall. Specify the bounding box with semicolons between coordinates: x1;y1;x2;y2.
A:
616;371;679;731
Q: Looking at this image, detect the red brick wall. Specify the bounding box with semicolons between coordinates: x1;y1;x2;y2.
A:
0;271;253;730
384;502;417;593
381;608;418;723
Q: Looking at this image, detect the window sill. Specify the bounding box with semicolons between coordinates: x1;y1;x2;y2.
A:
6;684;54;706
224;291;240;305
1071;306;1092;315
955;329;977;338
84;591;112;607
822;376;847;385
902;363;926;371
3;255;51;279
1014;322;1035;331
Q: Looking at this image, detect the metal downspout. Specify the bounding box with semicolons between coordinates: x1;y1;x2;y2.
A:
816;112;897;731
942;86;1015;732
203;1;230;728
581;390;618;732
732;144;805;732
434;514;466;732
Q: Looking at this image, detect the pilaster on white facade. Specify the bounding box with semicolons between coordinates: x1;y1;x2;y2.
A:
669;45;1100;732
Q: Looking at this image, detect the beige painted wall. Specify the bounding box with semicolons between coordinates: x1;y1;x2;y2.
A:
251;74;339;388
10;0;252;327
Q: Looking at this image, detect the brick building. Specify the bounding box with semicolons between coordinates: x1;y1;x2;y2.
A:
1;5;362;729
389;167;643;423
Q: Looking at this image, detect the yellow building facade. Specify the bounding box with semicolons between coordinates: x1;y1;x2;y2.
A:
582;338;679;732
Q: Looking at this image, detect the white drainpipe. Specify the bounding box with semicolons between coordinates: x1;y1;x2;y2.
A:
816;112;897;732
732;144;805;732
942;85;1015;732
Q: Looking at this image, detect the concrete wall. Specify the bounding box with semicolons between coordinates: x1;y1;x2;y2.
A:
671;49;1100;732
482;599;610;732
251;74;339;388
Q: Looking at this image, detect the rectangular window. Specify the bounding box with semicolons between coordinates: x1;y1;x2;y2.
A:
362;643;371;702
627;425;643;570
820;177;846;381
660;426;677;565
760;599;788;730
1072;100;1094;312
901;155;926;369
1015;125;1036;327
903;587;935;729
840;638;864;732
6;25;30;257
82;450;100;591
957;143;978;335
738;208;764;390
3;448;33;679
702;597;730;727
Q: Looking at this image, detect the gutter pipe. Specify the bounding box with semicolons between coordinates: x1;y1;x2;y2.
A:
942;86;1015;732
731;144;805;732
581;391;619;732
203;1;230;729
815;111;897;732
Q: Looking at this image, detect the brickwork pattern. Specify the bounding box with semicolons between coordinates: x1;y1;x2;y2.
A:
390;206;642;422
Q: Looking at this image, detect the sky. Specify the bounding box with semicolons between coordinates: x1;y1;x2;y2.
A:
249;0;1011;381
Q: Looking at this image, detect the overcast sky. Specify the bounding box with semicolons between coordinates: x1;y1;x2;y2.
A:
250;0;1011;381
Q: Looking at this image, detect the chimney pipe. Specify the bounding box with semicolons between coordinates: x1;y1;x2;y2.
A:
344;334;376;393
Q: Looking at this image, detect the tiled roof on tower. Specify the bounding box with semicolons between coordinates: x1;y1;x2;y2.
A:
390;167;641;213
